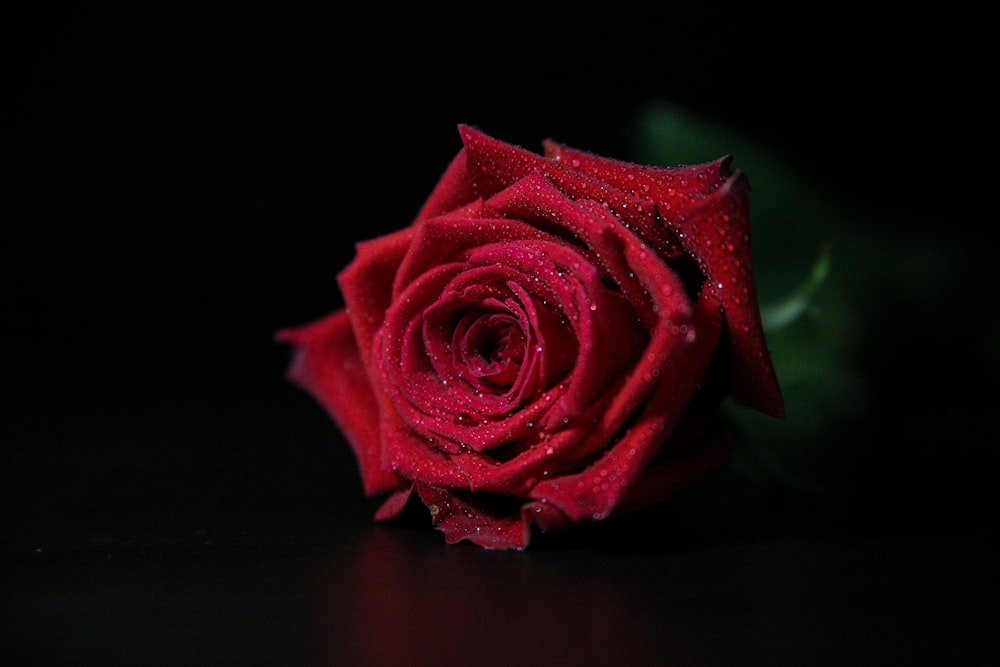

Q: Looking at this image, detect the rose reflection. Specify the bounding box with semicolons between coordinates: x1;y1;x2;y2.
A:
292;522;1000;666
302;527;675;665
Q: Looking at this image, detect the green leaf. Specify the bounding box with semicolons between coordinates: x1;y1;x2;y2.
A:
761;243;833;333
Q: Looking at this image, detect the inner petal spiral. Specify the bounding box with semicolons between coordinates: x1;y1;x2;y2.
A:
455;310;525;389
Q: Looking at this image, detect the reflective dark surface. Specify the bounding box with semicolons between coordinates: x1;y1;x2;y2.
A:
6;481;998;665
7;4;996;666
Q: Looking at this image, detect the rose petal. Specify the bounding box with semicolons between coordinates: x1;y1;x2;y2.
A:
540;139;784;417
458;125;678;257
337;226;418;371
277;310;404;496
413;148;479;224
415;483;531;550
668;176;783;416
525;292;723;530
391;212;548;298
483;172;660;328
374;485;414;522
378;409;479;488
542;139;731;203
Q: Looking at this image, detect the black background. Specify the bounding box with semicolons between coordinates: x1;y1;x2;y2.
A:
5;3;998;665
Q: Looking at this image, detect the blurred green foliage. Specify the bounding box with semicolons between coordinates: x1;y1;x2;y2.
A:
631;102;894;508
633;99;996;530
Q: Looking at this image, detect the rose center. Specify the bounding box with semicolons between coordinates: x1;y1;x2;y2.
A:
454;311;525;389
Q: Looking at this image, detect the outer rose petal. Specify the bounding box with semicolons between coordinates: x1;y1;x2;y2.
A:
542;139;731;202
525;291;724;530
337;226;418;371
674;176;783;416
543;139;783;417
415;483;531;550
374;485;414;522
413;148;479;224
457;125;680;258
277;310;404;496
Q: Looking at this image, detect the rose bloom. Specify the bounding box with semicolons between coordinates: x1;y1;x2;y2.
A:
279;125;783;550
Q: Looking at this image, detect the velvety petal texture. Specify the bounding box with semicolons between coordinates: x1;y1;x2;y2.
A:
280;125;783;549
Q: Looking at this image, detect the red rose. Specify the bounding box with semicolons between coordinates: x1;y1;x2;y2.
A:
279;125;783;550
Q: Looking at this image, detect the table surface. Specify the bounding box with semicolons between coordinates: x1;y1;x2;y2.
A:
7;516;998;666
6;410;998;667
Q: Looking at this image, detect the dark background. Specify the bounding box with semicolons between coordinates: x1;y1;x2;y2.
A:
5;3;997;665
